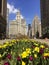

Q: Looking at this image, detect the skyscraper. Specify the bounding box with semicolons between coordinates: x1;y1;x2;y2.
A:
40;0;49;38
0;0;7;39
0;0;7;19
28;24;32;38
32;16;41;38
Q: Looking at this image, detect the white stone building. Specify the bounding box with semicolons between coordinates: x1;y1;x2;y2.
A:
32;16;41;38
9;10;27;38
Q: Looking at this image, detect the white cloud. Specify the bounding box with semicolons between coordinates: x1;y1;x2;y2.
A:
7;3;24;20
7;3;18;14
21;15;24;19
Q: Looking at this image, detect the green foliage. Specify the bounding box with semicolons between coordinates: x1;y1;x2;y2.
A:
0;39;49;65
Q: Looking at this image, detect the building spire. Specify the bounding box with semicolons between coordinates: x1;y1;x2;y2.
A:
16;9;21;20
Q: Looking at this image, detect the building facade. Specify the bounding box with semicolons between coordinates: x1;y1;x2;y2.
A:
0;0;7;39
9;10;27;38
32;16;41;38
40;0;49;38
28;24;32;38
6;8;9;38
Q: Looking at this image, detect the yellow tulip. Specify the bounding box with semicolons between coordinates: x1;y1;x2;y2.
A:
34;47;39;52
2;44;7;48
0;54;2;58
26;48;31;54
40;45;45;48
34;54;37;58
43;53;49;56
22;61;26;65
0;45;2;48
21;51;28;58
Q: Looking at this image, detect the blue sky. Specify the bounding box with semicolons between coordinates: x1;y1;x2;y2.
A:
7;0;40;25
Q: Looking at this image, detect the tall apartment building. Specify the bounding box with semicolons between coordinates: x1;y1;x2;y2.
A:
0;0;7;39
40;0;49;38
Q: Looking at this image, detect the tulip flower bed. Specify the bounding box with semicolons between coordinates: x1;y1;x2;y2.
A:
0;39;49;65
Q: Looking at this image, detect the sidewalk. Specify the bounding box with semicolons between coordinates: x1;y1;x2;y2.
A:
0;39;49;45
34;39;49;45
0;39;12;44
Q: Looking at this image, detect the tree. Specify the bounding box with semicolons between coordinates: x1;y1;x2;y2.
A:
36;31;39;38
